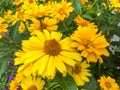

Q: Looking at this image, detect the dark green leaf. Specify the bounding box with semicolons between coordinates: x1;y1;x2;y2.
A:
73;0;82;14
0;58;8;78
84;76;98;90
54;73;77;90
114;46;120;52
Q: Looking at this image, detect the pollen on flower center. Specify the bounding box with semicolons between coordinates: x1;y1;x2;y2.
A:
73;64;81;74
105;82;111;89
44;39;61;56
84;40;93;48
27;85;37;90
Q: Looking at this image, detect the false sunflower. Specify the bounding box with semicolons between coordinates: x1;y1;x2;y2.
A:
110;0;120;12
74;15;97;29
28;17;58;34
98;76;120;90
71;27;110;63
15;30;81;79
51;0;74;21
78;0;88;4
0;17;8;38
68;61;91;86
21;76;45;90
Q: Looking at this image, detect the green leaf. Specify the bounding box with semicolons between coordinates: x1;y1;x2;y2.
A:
84;76;98;90
9;22;21;45
73;0;82;14
54;73;77;90
114;46;120;52
0;58;8;78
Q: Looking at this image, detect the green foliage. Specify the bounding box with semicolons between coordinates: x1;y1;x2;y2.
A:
0;0;120;90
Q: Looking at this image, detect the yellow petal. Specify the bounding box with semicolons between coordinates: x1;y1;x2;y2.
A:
43;30;50;40
22;50;45;64
58;55;76;67
54;56;67;77
60;51;82;61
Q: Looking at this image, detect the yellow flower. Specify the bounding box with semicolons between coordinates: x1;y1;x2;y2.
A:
71;27;110;63
110;0;120;12
14;0;36;5
23;3;52;19
15;30;81;79
0;17;8;39
28;17;58;34
78;0;88;4
9;80;19;90
21;76;45;90
74;15;97;29
98;76;120;90
68;61;91;86
51;0;74;21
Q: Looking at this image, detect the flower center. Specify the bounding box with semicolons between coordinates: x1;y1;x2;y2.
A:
44;39;61;56
73;64;81;74
27;85;37;90
42;23;48;29
105;82;111;89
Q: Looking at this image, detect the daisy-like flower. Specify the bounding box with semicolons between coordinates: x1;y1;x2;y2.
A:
0;17;8;38
28;17;58;34
51;0;74;21
98;76;120;90
78;0;88;4
23;3;52;19
71;27;110;63
74;15;97;29
110;0;120;12
9;80;19;90
21;76;45;90
15;30;81;79
68;61;91;86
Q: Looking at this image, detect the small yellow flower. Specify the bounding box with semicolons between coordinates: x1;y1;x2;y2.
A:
28;17;58;34
110;0;120;12
15;30;81;79
21;76;45;90
98;76;120;90
23;3;52;18
0;17;8;39
51;0;74;21
74;15;97;29
78;0;88;4
71;27;110;63
68;61;91;86
9;80;19;90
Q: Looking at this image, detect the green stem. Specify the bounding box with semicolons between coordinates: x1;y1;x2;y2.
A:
91;0;97;8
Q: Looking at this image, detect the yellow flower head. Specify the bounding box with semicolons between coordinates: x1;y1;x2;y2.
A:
51;0;74;21
28;17;58;34
98;76;120;90
110;0;120;12
21;76;45;90
78;0;88;4
23;3;52;19
9;80;19;90
74;15;97;29
15;30;81;79
14;0;36;5
71;27;110;63
0;17;8;39
68;61;91;86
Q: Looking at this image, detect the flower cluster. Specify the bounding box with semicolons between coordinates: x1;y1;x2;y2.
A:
0;0;120;90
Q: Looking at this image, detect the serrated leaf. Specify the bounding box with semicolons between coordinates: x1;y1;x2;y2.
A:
54;73;77;90
84;76;98;90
